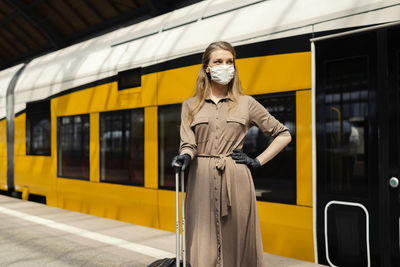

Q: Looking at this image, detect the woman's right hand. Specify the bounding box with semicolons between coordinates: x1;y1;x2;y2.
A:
171;154;191;171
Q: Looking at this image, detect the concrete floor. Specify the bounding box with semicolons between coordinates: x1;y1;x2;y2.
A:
0;195;324;267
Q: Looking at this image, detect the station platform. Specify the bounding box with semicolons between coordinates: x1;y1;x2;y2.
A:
0;195;323;267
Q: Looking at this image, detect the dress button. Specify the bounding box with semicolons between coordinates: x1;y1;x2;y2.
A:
215;136;218;139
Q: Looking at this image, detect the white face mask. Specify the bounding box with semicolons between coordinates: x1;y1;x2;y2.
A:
208;65;235;85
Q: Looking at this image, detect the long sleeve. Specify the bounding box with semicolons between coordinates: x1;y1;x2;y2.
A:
179;100;197;159
248;96;290;137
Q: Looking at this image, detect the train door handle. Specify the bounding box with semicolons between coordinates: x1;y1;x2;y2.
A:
389;177;399;188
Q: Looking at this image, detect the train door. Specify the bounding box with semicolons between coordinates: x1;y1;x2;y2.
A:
314;23;400;266
384;25;400;266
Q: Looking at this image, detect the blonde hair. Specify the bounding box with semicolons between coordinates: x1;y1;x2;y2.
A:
187;41;244;124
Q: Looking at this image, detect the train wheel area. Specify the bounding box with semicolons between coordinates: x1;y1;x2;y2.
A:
0;195;322;267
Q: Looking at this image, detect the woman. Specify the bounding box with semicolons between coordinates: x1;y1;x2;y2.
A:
172;41;291;267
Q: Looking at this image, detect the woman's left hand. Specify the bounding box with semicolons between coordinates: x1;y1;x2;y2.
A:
230;149;260;169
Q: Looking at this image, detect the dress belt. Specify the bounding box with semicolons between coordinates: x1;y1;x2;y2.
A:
197;153;232;217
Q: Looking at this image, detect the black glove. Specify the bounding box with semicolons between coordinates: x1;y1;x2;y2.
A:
230;149;261;169
171;153;191;171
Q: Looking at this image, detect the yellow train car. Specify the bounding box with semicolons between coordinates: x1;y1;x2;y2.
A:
1;0;399;265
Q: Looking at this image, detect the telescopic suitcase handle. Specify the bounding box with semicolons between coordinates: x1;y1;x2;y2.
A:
173;162;186;267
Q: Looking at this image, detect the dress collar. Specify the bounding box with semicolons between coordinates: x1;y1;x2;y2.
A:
205;94;233;102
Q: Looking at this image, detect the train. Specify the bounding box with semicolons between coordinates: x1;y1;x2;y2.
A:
0;0;399;265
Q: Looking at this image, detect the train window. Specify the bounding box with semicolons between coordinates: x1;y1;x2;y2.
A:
57;114;90;180
26;100;51;156
158;104;182;189
243;93;297;204
100;109;144;186
118;67;142;90
326;204;368;266
321;56;369;197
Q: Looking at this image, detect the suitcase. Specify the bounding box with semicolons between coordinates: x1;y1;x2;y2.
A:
147;163;191;267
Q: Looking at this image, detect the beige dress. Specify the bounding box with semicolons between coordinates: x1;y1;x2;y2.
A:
179;94;290;267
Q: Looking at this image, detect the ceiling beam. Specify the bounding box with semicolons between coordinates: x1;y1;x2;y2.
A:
65;0;91;28
5;0;64;49
107;0;122;13
83;0;106;21
0;11;19;27
64;4;151;42
12;17;42;47
46;0;77;32
28;0;47;8
0;35;20;57
1;24;31;52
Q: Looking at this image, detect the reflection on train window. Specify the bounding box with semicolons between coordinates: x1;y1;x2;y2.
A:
158;104;183;189
100;109;144;186
243;94;296;204
57;114;89;180
323;56;369;197
26;100;51;156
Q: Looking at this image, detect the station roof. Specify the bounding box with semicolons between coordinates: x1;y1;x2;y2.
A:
0;0;201;71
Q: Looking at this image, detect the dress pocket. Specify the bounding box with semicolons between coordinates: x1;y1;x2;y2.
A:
191;117;209;143
223;117;246;141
